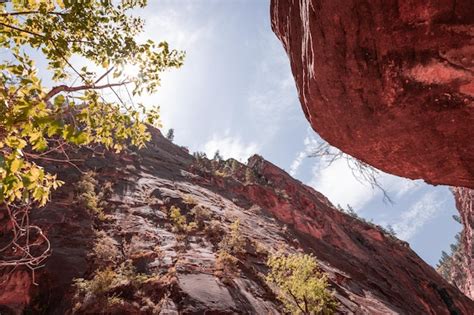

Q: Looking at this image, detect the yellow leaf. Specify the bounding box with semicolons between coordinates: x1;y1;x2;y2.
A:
56;0;65;9
30;167;41;180
10;159;22;173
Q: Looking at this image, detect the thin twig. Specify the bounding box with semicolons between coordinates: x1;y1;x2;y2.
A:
308;139;393;204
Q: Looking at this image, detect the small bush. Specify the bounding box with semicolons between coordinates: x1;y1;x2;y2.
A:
169;206;197;234
214;169;228;177
75;171;108;221
214;249;239;282
92;230;120;265
74;268;119;296
212;219;247;282
182;194;197;206
169;206;186;231
205;219;224;242
276;189;290;200
107;295;125;307
266;252;338;314
190;205;212;230
165;128;174;142
73;260;152;310
219;219;245;256
230;159;239;174
253;241;269;256
380;224;397;238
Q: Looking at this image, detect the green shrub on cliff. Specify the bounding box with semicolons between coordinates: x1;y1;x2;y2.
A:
75;171;107;221
214;219;245;281
218;219;245;255
266;252;338;314
169;206;197;234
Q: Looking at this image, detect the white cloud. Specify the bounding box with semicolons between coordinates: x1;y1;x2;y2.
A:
391;178;423;198
307;159;424;211
246;31;299;141
307;157;440;241
202;132;259;162
289;151;307;176
292;131;378;209
289;130;319;176
309;158;377;210
143;7;215;50
393;192;444;240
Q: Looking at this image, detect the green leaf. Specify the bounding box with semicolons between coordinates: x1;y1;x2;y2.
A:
54;95;65;107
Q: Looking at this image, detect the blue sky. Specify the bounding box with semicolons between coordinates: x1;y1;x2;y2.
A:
15;0;460;267
132;0;462;267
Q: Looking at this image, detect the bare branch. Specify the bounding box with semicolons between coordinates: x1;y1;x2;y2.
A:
308;139;393;204
94;67;114;84
45;81;132;101
0;204;51;285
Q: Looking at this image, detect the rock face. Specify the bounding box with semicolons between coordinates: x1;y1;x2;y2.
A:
445;188;474;300
1;129;473;314
270;0;474;188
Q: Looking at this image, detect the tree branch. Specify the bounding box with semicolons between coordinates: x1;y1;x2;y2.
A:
303;295;309;314
94;67;114;84
0;21;45;39
45;81;132;101
0;11;66;17
287;289;307;314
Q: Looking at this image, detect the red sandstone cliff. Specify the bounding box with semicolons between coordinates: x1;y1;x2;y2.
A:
442;188;474;300
270;0;474;189
270;0;474;300
0;129;472;314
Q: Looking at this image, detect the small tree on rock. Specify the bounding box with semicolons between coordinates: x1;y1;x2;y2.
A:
266;252;338;314
166;128;175;142
213;150;223;161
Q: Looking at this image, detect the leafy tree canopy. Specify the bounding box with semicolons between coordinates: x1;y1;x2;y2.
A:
0;0;184;206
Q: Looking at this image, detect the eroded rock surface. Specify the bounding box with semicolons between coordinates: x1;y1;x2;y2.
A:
271;0;474;188
441;188;474;300
0;129;472;314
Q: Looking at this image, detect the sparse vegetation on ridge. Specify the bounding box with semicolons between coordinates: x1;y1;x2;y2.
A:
336;204;398;239
437;215;464;282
